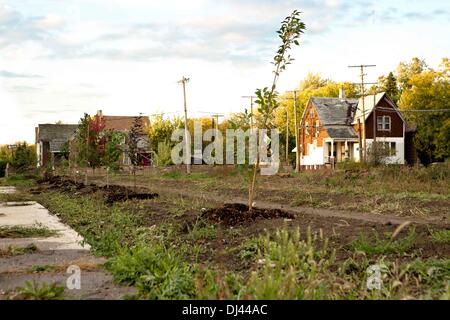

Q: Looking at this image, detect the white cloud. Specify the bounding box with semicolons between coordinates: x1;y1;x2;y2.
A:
32;14;65;29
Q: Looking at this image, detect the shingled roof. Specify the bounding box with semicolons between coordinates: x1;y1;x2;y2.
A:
102;116;150;133
36;124;78;142
326;126;358;139
310;97;358;125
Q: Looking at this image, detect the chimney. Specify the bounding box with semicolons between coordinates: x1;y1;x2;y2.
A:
339;88;346;99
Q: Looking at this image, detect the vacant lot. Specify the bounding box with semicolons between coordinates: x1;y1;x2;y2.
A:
1;165;449;299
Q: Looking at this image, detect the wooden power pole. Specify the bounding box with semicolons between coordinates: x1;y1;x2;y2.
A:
286;90;300;172
178;76;191;174
241;95;257;128
348;64;376;163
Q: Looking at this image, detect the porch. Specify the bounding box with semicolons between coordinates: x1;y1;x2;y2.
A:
323;139;358;164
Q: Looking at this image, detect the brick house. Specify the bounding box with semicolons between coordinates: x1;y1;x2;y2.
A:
299;91;415;169
96;110;151;166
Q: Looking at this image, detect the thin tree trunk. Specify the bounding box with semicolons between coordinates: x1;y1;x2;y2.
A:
248;161;259;211
248;129;259;211
133;168;136;193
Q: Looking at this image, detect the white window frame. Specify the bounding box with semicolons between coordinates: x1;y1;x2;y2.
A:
381;142;396;156
377;116;391;131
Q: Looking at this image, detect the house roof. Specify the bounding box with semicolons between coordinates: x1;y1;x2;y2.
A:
102;116;150;133
326;126;358;139
310;97;358;125
36;124;78;143
352;92;386;124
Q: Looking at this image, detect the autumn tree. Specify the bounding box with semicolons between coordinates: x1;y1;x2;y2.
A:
396;57;427;92
76;113;106;183
399;58;450;164
129;115;144;191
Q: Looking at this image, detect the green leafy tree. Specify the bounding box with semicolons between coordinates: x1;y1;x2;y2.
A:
148;115;183;152
248;10;306;211
104;131;126;170
378;72;399;103
399;58;450;164
10;142;36;172
154;141;173;166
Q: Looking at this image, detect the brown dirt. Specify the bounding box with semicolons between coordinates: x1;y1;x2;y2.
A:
33;176;158;204
202;203;295;226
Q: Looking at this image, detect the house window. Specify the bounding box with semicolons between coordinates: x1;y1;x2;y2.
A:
377;116;391;131
305;121;309;136
315;120;320;137
381;142;396;156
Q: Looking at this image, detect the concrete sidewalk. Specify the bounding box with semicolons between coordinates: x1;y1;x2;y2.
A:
0;201;90;251
0;186;134;299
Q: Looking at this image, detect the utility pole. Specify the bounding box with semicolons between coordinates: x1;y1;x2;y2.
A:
348;64;376;163
178;76;191;174
286;90;300;172
241;96;257;128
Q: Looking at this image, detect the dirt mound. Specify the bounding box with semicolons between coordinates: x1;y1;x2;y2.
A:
33;176;158;204
202;203;295;226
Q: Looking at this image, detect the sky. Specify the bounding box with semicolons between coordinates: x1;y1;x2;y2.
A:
0;0;449;144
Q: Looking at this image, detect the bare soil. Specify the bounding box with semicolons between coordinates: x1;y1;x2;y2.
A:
202;203;295;226
33;176;158;204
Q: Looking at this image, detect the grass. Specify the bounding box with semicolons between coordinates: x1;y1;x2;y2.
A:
187;219;216;241
0;244;38;257
350;228;417;255
430;229;450;244
7;281;65;300
28;173;449;300
0;174;39;187
160;171;211;180
30;264;54;273
0;225;56;238
106;241;196;300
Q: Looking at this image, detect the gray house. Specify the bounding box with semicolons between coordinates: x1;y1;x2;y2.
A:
35;124;78;168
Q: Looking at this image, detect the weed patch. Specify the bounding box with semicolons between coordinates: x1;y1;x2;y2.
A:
350;228;417;255
0;225;56;238
7;281;65;300
430;229;450;244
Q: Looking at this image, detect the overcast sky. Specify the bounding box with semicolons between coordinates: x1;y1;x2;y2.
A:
0;0;449;144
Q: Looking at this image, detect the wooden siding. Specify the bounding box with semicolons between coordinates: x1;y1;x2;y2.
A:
365;97;404;139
